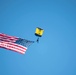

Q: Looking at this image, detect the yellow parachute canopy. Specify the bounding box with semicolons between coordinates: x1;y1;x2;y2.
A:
35;27;44;37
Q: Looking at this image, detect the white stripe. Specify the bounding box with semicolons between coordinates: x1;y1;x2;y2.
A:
0;41;27;54
8;42;27;50
0;41;26;51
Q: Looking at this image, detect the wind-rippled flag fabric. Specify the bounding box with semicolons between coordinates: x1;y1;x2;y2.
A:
0;33;34;54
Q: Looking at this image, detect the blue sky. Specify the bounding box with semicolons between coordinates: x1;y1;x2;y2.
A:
0;0;76;75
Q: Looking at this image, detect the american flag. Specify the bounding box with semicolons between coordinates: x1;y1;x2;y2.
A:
0;33;34;54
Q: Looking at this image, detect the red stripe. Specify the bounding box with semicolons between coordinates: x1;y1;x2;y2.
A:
7;43;26;51
0;33;18;42
8;42;27;50
0;41;27;54
1;47;26;54
0;33;28;54
0;41;27;51
0;33;17;38
0;38;18;42
0;33;26;50
0;33;18;40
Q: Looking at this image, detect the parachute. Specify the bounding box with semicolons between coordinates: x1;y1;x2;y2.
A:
35;27;44;43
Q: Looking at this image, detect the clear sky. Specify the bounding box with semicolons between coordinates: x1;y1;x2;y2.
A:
0;0;76;75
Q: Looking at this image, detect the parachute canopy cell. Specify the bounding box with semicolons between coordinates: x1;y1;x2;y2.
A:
35;27;44;37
